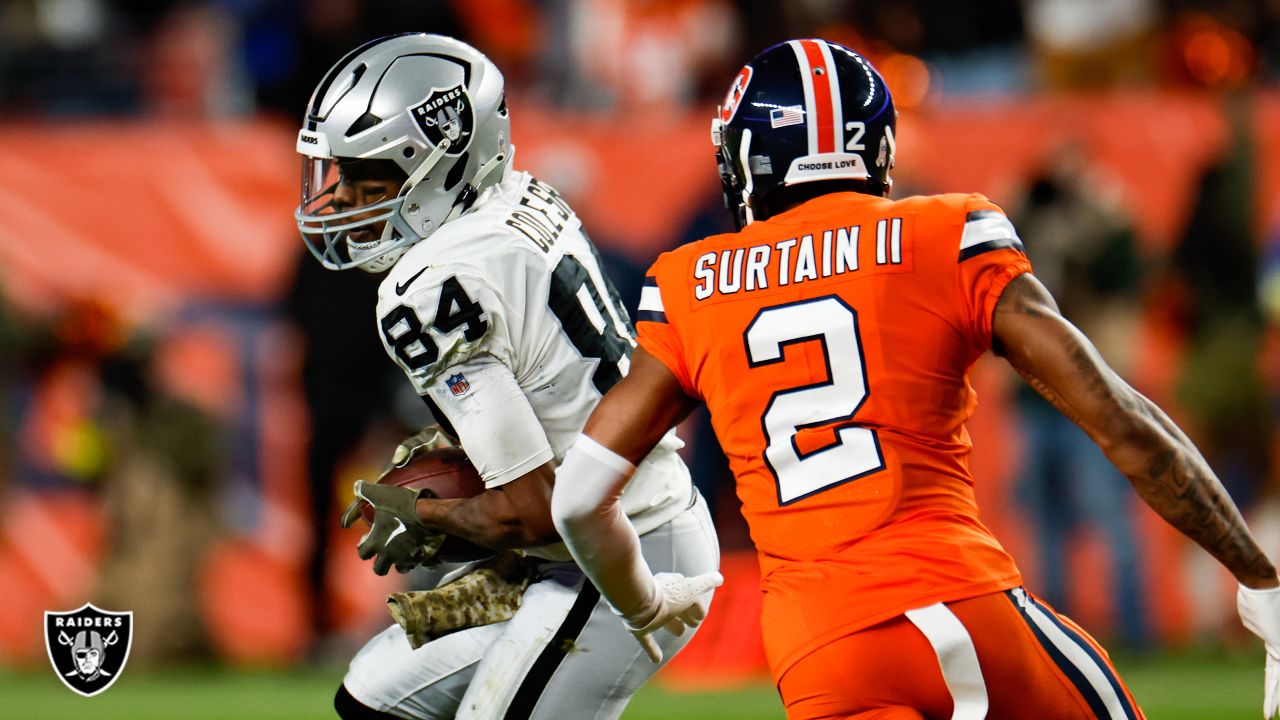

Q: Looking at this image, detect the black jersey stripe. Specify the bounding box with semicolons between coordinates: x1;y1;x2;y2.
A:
964;209;1004;223
958;236;1025;261
419;394;459;441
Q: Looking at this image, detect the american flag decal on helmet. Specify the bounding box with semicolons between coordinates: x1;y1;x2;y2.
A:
770;106;805;128
446;373;471;396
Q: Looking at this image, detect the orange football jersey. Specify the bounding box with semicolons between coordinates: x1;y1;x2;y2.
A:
637;191;1030;677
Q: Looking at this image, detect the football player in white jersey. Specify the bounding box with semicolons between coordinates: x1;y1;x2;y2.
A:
294;33;722;720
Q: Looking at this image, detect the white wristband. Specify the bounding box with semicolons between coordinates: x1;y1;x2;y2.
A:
573;433;637;475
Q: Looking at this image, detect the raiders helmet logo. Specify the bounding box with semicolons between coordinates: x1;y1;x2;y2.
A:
411;85;475;156
45;603;133;697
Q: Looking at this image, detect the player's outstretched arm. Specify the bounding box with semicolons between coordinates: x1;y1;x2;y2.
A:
993;273;1280;718
552;348;722;663
992;273;1276;588
581;347;701;464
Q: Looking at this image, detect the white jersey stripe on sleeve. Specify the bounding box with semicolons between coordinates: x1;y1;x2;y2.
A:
905;603;990;720
639;285;664;313
960;211;1017;251
637;278;667;324
959;210;1024;260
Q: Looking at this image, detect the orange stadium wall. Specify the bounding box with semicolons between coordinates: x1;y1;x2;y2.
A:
1;93;1279;682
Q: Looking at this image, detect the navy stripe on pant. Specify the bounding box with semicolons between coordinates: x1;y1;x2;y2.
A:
1004;589;1139;720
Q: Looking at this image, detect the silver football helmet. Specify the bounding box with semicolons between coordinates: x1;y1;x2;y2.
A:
295;33;513;271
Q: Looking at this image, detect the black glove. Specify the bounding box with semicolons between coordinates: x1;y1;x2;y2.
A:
340;480;445;575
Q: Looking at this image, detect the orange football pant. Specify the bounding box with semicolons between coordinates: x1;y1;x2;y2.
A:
776;587;1145;720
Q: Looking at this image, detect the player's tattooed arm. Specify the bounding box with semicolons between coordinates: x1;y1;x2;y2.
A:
992;273;1278;589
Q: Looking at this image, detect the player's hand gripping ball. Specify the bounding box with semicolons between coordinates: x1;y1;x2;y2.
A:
342;447;493;567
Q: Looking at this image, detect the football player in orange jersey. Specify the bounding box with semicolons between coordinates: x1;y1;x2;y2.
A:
548;38;1280;719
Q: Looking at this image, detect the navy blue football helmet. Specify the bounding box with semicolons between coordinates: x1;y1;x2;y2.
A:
711;39;896;229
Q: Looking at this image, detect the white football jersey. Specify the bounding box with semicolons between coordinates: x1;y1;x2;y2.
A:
375;170;690;559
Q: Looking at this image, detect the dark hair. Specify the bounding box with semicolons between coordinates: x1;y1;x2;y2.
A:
337;158;407;183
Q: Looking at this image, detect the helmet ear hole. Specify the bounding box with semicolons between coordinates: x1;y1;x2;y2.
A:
346;111;382;137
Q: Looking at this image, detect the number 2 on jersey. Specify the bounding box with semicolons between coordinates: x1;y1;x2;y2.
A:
744;295;885;504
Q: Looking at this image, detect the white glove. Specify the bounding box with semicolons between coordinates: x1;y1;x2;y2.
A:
626;571;723;664
1237;583;1280;719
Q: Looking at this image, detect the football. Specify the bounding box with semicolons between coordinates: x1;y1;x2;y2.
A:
360;446;493;563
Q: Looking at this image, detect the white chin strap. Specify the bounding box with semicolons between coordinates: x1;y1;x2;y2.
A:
738;129;755;226
404;139;451;193
349;237;404;273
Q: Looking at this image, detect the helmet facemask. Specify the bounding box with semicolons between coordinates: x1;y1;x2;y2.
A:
296;156;418;272
712;117;756;231
294;33;513;272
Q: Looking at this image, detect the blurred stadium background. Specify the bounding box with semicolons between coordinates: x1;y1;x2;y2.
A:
1;0;1280;717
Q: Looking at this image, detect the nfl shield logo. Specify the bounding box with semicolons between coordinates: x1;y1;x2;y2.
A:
410;84;475;156
447;373;470;396
45;603;133;697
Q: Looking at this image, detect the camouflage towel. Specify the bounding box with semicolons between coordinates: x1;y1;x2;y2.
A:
388;550;537;649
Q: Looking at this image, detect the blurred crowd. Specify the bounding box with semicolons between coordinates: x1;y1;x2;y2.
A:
3;0;1280;666
0;292;223;661
0;0;1279;121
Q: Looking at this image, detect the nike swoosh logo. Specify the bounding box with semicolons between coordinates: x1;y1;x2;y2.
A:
396;267;428;295
386;519;409;543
